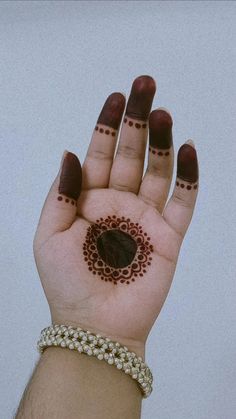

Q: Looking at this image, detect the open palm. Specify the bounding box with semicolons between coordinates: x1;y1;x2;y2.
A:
34;75;199;357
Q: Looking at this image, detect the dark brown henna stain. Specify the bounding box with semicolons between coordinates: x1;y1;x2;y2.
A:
175;181;198;190
124;116;147;129
59;152;82;200
125;75;156;120
83;216;153;285
97;92;126;130
149;146;170;156
149;109;173;149
97;230;137;268
57;195;77;204
177;143;199;183
95;125;116;136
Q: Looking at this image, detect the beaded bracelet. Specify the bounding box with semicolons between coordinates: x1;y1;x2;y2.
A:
37;324;153;398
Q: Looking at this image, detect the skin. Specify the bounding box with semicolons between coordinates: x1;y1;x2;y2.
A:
15;75;199;419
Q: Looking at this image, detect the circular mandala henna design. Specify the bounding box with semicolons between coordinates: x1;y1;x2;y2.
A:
83;215;153;285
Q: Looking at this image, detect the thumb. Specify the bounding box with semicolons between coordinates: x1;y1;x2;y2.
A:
34;150;82;248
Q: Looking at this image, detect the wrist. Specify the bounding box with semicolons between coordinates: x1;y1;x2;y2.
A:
50;316;146;359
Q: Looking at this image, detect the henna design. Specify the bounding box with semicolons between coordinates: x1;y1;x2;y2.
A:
83;216;153;285
57;195;76;205
149;145;170;156
125;75;156;120
123;116;147;129
149;109;173;149
59;152;82;200
177;143;198;183
97;92;126;130
95;125;116;136
175;181;198;190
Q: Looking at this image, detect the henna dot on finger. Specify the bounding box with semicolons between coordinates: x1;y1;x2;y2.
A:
57;195;77;205
149;145;171;156
175;179;198;191
83;216;153;285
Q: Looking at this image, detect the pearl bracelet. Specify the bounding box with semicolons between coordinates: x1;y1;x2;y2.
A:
37;324;153;398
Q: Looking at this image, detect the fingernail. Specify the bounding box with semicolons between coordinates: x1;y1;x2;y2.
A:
177;143;198;183
59;151;82;200
149;109;173;149
126;75;156;120
97;92;126;129
185;139;195;148
60;150;69;168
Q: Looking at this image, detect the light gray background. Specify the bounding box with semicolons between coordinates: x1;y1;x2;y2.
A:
0;1;235;418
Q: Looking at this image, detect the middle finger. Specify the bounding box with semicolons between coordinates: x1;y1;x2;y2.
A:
109;75;156;194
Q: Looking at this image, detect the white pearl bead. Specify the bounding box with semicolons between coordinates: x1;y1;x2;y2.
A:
120;353;126;359
108;358;114;365
88;335;94;341
116;363;123;370
97;354;103;360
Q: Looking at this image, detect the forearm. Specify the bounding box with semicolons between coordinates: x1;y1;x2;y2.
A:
15;346;143;419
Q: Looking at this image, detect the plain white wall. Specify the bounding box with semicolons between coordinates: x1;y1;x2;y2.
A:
0;1;235;418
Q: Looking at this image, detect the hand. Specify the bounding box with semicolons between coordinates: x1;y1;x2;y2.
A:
33;75;199;358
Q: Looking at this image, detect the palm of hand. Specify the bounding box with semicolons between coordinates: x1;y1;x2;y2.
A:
36;188;180;349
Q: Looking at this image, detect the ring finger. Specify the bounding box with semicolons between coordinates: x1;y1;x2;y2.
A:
138;108;174;213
